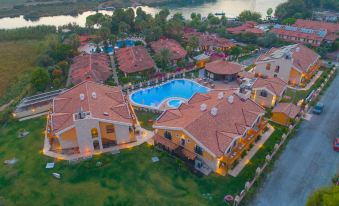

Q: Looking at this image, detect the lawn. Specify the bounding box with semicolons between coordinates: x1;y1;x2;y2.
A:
0;40;45;100
0;117;286;206
135;110;160;131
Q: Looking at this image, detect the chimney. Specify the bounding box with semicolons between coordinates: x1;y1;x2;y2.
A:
217;92;224;100
91;92;97;99
200;103;207;111
228;95;234;104
80;93;85;101
211;107;218;116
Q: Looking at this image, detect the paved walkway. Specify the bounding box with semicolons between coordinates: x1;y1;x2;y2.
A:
252;73;339;206
109;55;119;85
228;124;275;177
288;71;323;91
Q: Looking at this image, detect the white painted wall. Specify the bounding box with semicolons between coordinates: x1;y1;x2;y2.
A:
115;124;131;144
255;58;294;83
74;118;101;155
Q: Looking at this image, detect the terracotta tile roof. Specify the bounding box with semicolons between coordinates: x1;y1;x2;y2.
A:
50;81;134;134
272;103;301;118
150;38;187;61
293;19;339;36
227;21;263;35
205;60;243;75
271;20;339;44
183;31;235;49
115;46;155;74
154;90;265;157
256;44;320;73
70;54;112;85
252;77;287;96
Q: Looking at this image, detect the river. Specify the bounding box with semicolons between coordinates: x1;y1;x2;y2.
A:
0;0;286;29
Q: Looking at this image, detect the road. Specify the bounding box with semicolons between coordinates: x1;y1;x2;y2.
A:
252;72;339;206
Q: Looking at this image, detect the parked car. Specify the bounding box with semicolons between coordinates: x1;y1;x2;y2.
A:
333;137;339;152
312;102;324;114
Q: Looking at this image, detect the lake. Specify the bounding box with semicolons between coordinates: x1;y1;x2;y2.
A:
0;0;286;29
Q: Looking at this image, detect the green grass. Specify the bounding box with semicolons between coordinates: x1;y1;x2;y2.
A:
0;117;288;206
0;40;45;100
135;110;160;131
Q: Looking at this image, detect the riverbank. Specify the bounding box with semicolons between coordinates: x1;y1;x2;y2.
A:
0;0;204;19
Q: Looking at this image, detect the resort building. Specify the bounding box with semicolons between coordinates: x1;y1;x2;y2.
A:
251;77;287;108
70;53;112;85
115;45;155;76
193;53;210;68
271;103;301;126
44;81;138;160
227;21;264;36
205;60;243;82
183;30;235;51
153;90;266;175
270;19;339;46
254;44;321;86
150;38;187;63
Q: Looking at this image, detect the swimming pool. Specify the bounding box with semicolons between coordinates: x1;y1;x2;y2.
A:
115;39;135;48
130;79;209;109
167;99;184;108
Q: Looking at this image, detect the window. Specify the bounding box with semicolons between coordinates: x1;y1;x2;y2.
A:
195;145;203;155
274;66;280;73
93;140;100;150
180;138;185;146
91;128;98;138
260;90;268;97
265;63;271;70
164;131;172;140
106;125;114;134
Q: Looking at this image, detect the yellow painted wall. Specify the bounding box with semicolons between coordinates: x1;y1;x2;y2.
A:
157;129;215;161
99;122;116;140
60;128;78;147
272;112;290;126
289;67;302;85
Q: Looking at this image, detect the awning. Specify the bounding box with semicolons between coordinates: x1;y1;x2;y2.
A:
154;135;178;150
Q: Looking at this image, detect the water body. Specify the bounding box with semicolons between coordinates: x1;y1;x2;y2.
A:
0;0;286;29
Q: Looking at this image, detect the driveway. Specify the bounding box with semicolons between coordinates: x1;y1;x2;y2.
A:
252;73;339;206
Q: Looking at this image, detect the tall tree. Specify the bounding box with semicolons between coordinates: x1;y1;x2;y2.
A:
31;67;50;91
238;10;262;22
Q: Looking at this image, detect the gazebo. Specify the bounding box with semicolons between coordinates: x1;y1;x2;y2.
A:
205;60;243;82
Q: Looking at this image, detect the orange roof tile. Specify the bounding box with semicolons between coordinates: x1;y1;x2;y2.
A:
154;90;265;157
205;60;243;75
50;81;134;134
256;44;320;73
272;103;301;118
252;77;287;96
70;53;112;85
150;38;187;61
115;46;155;74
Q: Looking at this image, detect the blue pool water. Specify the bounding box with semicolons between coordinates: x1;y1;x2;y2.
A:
167;99;184;108
130;79;209;108
116;39;135;48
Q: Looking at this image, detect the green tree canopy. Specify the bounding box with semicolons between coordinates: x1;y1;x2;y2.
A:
31;67;50;91
238;10;262;22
